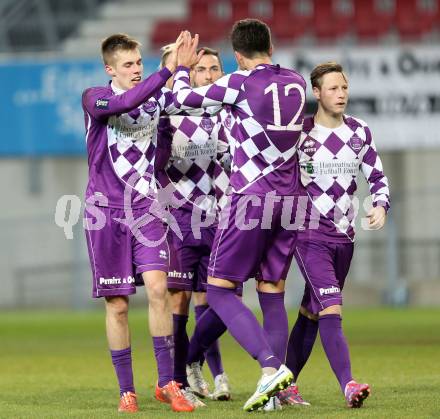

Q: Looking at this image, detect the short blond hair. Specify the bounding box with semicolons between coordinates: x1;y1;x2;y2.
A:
101;33;141;65
160;43;175;68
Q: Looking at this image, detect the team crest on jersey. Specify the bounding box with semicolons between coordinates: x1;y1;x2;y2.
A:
349;134;364;151
200;117;214;133
224;115;232;129
143;101;158;114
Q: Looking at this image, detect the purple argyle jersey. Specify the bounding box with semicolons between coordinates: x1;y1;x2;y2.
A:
173;64;306;196
298;115;390;242
156;112;232;230
295;239;354;314
158;115;228;215
82;67;178;209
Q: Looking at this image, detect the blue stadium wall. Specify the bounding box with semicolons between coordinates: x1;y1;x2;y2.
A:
0;56;238;156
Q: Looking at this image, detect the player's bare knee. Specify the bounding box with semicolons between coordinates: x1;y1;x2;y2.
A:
319;304;342;317
208;276;236;289
169;289;191;315
147;283;168;306
144;270;167;296
193;291;207;306
105;296;129;318
256;279;285;293
299;305;318;321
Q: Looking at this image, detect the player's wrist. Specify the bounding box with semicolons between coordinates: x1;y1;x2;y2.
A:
164;63;176;74
373;201;390;213
176;64;190;72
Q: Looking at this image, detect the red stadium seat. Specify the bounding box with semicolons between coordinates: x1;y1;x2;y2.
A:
230;0;252;20
269;0;313;42
151;19;229;48
312;0;353;40
151;0;231;48
353;0;394;41
249;0;279;22
395;0;440;40
151;20;186;48
189;21;231;43
188;0;212;22
188;0;233;25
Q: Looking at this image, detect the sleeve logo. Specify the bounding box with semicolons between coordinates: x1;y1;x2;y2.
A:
95;99;109;109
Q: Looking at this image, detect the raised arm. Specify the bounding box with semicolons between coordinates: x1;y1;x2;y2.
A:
159;87;221;116
172;67;247;110
82;67;172;121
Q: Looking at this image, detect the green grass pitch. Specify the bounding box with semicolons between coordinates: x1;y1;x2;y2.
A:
1;308;439;418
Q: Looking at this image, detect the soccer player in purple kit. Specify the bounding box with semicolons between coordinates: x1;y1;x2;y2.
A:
158;45;232;404
82;33;195;413
281;62;390;409
172;20;306;411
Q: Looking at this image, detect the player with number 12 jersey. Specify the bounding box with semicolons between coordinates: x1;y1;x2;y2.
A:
172;55;306;282
172;20;306;412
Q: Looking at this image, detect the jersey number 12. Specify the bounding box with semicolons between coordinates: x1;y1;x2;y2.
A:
264;83;305;131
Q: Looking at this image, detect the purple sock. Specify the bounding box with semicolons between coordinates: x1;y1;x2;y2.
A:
152;335;175;387
110;347;135;396
188;306;227;365
173;314;189;387
258;291;288;363
286;312;319;381
319;314;353;393
194;305;208;366
207;284;281;369
195;304;224;377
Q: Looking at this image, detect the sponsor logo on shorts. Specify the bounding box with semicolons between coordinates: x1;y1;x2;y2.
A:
319;286;341;296
95;99;109;109
168;270;194;280
159;250;168;259
99;276;135;285
169;270;182;278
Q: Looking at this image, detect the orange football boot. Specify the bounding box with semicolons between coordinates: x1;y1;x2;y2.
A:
118;391;138;413
155;380;195;412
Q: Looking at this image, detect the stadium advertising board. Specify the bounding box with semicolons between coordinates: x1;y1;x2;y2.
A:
276;45;440;150
1;47;439;156
1;59;107;156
